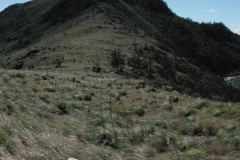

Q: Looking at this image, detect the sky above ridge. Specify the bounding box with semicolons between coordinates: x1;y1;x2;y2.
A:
0;0;240;35
0;0;30;11
164;0;240;35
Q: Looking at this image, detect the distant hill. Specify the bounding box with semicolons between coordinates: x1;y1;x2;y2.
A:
1;0;240;101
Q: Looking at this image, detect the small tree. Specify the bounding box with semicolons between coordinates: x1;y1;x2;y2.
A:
110;48;125;72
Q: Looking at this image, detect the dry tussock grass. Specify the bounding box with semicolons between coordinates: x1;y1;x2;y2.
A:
0;69;239;159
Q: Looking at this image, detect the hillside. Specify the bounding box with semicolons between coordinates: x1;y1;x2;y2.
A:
1;0;240;102
0;0;240;159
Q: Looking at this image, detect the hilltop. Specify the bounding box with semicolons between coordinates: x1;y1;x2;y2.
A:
0;0;240;159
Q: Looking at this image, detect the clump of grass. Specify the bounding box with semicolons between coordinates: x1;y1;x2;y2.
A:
177;121;192;135
150;134;168;152
73;94;83;100
117;106;145;117
32;87;40;92
210;107;236;118
36;106;58;118
118;90;127;97
194;102;208;109
83;94;92;101
147;126;155;135
117;106;134;117
134;108;145;117
153;121;168;129
39;95;51;103
180;108;196;117
73;93;93;101
217;129;240;148
193;124;204;136
2;103;15;115
176;141;188;152
169;96;179;103
128;130;145;145
199;119;220;136
44;87;56;92
11;73;25;79
56;102;69;114
0;129;12;153
184;149;207;160
69;103;84;110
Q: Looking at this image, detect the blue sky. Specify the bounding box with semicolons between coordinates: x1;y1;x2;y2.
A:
165;0;240;34
0;0;240;35
0;0;30;12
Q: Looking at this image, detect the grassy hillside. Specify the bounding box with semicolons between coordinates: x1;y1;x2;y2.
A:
0;0;240;102
0;1;240;158
0;69;239;159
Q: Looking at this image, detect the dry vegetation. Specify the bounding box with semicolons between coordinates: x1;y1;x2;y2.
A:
0;69;239;160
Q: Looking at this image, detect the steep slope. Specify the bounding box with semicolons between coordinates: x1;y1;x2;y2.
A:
0;0;240;102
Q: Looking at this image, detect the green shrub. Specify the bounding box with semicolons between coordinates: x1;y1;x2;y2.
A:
150;134;168;152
